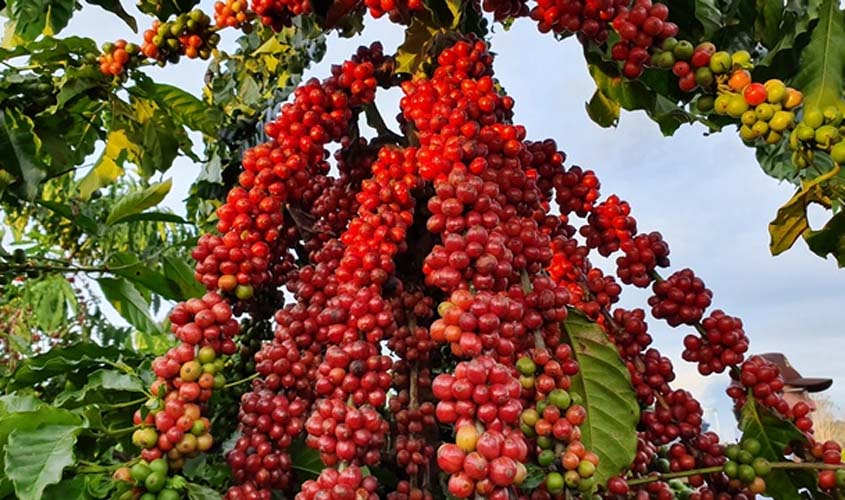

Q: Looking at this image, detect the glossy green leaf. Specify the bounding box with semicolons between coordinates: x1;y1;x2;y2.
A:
740;398;819;500
109;251;182;301
6;0;76;41
791;0;845;111
586;89;621;128
563;310;639;485
97;277;161;334
105;179;172;226
0;400;83;495
694;0;723;37
42;477;91;500
395;15;444;75
4;424;80;500
755;0;820;83
54;369;145;407
754;0;783;47
134;82;224;136
162;254;206;300
0;108;48;200
116;212;187;225
290;437;324;480
804;210;845;267
83;0;137;31
10;344;139;389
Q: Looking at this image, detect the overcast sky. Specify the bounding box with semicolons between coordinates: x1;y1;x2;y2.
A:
69;1;845;440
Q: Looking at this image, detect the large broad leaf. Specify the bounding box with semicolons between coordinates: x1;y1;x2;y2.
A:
757;0;822;79
0;108;48;200
77;129;137;199
562;310;639;485
105;179;173;226
768;166;838;255
10;344;139;389
791;0;845;111
42;477;91;500
804;210;845;267
6;0;76;41
740;399;820;500
0;397;83;493
97;277;161;334
83;0;137;31
134;82;224;136
54;369;145;408
4;424;80;500
395;15;445;75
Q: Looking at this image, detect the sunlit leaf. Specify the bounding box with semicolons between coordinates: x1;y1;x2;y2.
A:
105;179;173;226
97;277;161;334
4;424;80;500
77;129;137;199
563;310;639;485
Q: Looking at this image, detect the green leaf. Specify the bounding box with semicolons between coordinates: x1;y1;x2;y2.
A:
105;179;172;226
54;369;145;407
290;437;324;480
77;129;137;199
186;482;223;500
694;0;723;37
134;82;224;136
10;344;139;389
136;0;199;21
97;277;161;334
586;89;620;128
562;310;639;485
83;0;137;31
162;254;206;300
109;251;182;301
4;424;80;500
804;210;845;267
42;477;91;500
115;211;187;224
754;0;784;47
6;0;76;41
739;398;819;500
0;108;48;200
0;401;83;498
791;0;845;111
519;463;546;491
395;15;444;75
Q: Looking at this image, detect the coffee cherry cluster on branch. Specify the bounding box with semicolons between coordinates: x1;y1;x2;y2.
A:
98;39;140;76
127;293;235;496
141;10;220;63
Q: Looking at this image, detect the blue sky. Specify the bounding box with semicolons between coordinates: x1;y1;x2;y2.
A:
70;1;845;440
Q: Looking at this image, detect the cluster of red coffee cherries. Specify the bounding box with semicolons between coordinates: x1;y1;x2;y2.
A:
129;293;235;495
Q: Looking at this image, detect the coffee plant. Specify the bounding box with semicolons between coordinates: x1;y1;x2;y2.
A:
1;0;844;499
